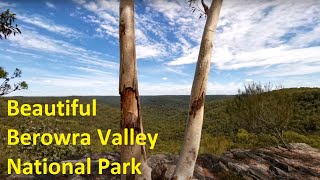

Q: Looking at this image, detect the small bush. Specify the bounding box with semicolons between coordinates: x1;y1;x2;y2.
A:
200;135;233;155
284;131;320;149
236;129;250;142
284;131;310;143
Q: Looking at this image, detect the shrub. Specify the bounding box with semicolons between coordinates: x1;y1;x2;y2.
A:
200;135;233;155
284;131;310;143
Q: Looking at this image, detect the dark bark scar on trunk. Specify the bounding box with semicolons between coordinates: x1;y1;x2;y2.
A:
122;112;137;129
120;87;141;133
120;87;145;156
189;91;205;118
120;21;126;37
189;148;197;160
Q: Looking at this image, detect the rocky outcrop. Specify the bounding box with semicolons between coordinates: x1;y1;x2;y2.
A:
149;143;320;180
7;143;320;180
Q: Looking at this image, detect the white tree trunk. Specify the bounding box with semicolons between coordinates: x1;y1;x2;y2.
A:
172;0;223;179
119;0;151;179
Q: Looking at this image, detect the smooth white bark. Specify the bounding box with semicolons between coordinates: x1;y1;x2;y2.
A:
172;0;223;179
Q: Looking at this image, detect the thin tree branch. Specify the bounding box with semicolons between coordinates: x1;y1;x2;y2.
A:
201;0;209;14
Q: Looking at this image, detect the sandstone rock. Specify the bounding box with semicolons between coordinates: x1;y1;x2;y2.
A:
6;143;320;180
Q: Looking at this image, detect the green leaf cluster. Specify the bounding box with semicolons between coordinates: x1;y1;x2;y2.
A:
0;9;21;39
0;67;28;96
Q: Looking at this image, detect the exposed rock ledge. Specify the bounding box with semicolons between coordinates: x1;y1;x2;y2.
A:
7;143;320;180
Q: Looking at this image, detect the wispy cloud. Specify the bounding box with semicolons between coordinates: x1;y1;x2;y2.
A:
74;0;119;38
0;1;14;8
247;63;320;77
19;15;81;38
45;2;56;9
2;0;319;96
139;81;242;95
215;46;320;70
166;46;199;66
75;66;113;75
3;49;40;59
16;73;118;96
164;66;189;76
7;29;118;69
75;0;170;60
136;44;166;60
160;0;320;77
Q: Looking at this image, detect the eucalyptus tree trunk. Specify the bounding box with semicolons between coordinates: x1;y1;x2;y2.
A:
119;0;151;179
172;0;223;179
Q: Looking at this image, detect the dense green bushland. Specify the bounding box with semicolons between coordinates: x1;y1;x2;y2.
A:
0;88;319;174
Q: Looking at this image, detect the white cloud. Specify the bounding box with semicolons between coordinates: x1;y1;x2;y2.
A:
45;2;56;9
289;24;320;46
3;49;40;59
136;44;166;59
146;0;191;23
206;81;243;95
75;0;170;60
161;0;320;77
32;77;105;88
9;30;66;53
166;46;199;66
3;0;320;96
214;46;320;70
19;15;80;38
247;63;320;77
164;66;189;76
0;2;14;8
139;81;242;95
74;0;119;38
75;67;114;75
12;74;119;96
8;30;118;69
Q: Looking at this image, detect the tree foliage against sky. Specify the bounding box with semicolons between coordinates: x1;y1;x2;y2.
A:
188;0;209;18
0;9;27;96
0;67;28;96
0;9;21;39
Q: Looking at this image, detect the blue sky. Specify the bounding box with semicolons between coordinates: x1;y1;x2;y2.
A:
0;0;319;96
